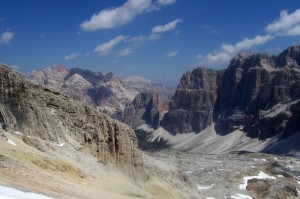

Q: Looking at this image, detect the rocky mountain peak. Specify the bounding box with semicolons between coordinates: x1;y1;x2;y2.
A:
277;45;300;67
178;67;220;90
228;52;275;72
159;46;300;140
51;64;68;73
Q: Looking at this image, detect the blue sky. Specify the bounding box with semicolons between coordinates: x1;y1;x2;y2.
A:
0;0;299;86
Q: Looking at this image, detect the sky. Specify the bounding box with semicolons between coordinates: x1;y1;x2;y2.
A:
0;0;300;87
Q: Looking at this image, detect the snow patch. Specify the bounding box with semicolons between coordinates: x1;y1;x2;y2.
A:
0;185;55;199
197;184;215;191
57;143;65;147
231;194;252;199
239;171;276;190
205;197;216;199
13;131;23;136
277;175;284;177
7;139;16;146
297;181;300;184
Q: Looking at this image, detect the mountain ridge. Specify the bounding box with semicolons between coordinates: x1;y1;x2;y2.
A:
28;66;175;119
139;46;300;154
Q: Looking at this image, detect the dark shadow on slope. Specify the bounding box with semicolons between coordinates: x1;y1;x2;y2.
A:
262;131;300;155
135;129;168;152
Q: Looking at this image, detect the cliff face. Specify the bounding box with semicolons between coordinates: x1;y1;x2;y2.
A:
160;68;223;134
161;46;300;139
122;92;169;129
0;64;143;177
215;47;300;138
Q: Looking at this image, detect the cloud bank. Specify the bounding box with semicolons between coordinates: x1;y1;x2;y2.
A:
198;9;300;67
94;35;127;55
81;0;176;31
152;19;182;33
65;53;80;61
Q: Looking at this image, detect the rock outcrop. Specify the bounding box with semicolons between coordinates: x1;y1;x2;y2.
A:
160;46;300;140
0;64;143;178
160;67;223;134
122;92;169;129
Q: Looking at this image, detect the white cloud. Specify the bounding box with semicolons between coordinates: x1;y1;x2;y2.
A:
166;51;178;58
126;36;147;47
80;0;152;31
149;33;161;40
266;9;300;35
152;18;182;33
94;35;127;55
157;0;176;6
118;48;133;56
0;31;15;44
222;35;274;53
198;34;274;67
65;53;80;61
283;24;300;36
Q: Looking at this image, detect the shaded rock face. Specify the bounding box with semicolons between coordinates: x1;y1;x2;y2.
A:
160;68;223;134
215;47;300;138
0;64;144;179
161;46;300;139
122;92;169;129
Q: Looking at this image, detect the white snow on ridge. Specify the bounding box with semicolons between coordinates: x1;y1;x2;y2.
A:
205;197;216;199
13;131;23;136
0;185;55;199
197;184;215;191
231;193;252;199
7;139;16;146
239;171;276;190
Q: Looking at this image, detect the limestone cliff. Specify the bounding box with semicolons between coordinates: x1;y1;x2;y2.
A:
160;46;300;140
215;46;300;139
122;92;169;129
0;64;143;178
160;67;223;134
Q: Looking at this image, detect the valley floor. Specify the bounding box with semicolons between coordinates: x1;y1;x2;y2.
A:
148;150;300;199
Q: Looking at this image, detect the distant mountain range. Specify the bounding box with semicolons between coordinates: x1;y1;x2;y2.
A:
28;66;175;119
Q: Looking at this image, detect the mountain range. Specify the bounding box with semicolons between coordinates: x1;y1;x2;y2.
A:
28;66;174;120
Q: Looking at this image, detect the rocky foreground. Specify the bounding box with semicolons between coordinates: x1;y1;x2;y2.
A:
149;150;300;199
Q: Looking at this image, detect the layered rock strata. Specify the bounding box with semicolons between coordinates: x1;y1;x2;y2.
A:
161;46;300;139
